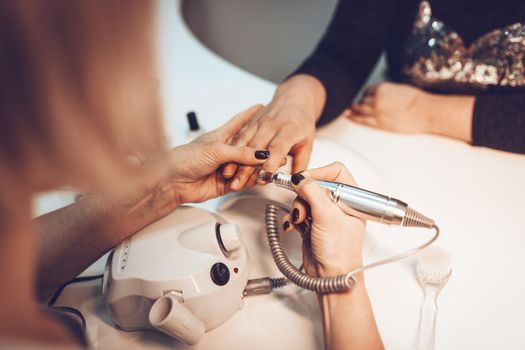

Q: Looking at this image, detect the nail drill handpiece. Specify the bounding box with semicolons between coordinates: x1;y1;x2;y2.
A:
259;171;434;228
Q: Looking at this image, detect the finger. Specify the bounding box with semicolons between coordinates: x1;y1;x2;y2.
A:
260;121;307;173
229;165;258;191
262;135;293;174
294;217;312;240
349;114;378;127
222;163;238;179
238;105;267;130
291;197;310;224
282;213;311;239
290;141;313;174
342;108;353;118
305;161;357;186
256;157;288;185
358;95;375;106
363;84;378;97
222;122;261;178
350;102;375;116
219;104;263;138
282;214;294;233
229;122;259;147
228;103;269;147
290;173;337;216
211;144;269;166
245;170;261;188
232;125;278;189
246;122;279;152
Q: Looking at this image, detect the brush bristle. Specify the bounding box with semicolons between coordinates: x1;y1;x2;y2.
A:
417;246;452;284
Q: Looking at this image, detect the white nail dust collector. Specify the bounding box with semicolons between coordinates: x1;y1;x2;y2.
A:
102;205;249;345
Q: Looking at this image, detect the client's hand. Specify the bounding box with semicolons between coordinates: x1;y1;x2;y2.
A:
282;162;366;277
167;105;271;204
221;75;326;191
347;81;474;143
348;82;433;134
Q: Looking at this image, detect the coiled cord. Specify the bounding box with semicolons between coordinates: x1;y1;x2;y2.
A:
265;204;440;293
266;205;356;293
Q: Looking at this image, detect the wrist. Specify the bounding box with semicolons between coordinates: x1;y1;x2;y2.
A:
90;179;180;244
318;272;366;300
423;93;474;142
317;258;363;279
415;91;440;134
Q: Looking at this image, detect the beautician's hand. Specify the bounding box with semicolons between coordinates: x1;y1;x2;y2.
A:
167;105;271;204
348;82;474;142
282;163;383;350
221;75;326;191
282;162;366;277
36;106;269;300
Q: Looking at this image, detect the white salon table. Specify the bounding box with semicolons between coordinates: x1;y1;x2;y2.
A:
37;1;525;349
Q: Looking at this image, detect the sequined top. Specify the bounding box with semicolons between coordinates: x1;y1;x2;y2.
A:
293;0;525;154
403;1;525;92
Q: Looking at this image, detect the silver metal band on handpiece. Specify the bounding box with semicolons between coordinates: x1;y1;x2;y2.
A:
319;181;408;225
270;172;431;228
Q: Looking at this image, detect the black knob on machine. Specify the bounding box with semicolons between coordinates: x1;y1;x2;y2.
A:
210;262;230;286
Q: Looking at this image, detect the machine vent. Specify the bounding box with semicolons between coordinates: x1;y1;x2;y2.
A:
119;238;132;273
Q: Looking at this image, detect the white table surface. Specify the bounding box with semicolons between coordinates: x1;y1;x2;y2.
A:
41;1;525;349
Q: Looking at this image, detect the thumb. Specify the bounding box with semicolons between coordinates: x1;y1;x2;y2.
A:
212;144;270;166
291;172;337;216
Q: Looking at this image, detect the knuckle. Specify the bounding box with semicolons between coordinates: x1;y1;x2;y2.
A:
252;124;273;139
268;143;287;156
332;161;345;170
210;141;223;150
235;126;249;137
236;135;252;147
256;110;275;123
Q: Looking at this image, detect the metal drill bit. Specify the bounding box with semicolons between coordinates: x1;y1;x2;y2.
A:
258;170;274;183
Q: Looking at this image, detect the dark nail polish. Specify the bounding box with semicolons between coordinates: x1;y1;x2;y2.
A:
283;221;290;231
298;221;309;234
292;208;299;223
255;150;270;159
291;173;305;185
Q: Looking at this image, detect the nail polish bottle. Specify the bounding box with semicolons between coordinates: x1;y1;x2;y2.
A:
186;111;205;142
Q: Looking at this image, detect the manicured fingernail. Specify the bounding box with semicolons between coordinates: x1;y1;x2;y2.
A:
291;173;305;185
256;179;267;186
292;208;299;223
255;150;270;159
298;221;309;233
283;221;290;231
230;178;240;190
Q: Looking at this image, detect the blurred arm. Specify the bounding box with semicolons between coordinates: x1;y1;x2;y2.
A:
35;182;179;300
